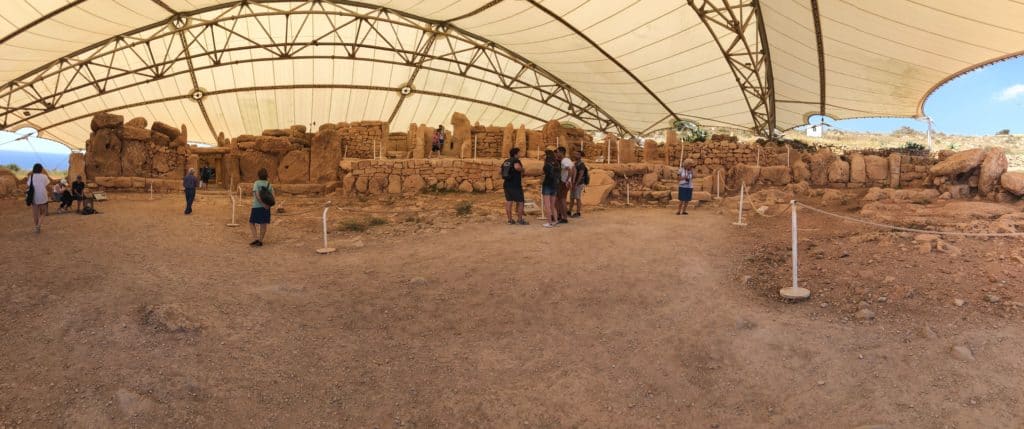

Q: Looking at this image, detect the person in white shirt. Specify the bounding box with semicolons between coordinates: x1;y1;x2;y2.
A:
556;146;574;223
26;163;50;233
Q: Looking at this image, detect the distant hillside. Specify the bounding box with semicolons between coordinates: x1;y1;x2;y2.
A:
0;150;70;172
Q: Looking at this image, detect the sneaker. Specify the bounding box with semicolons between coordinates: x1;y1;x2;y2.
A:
255;240;264;247
558;219;569;224
507;220;515;225
517;219;529;225
543;223;554;228
249;240;260;246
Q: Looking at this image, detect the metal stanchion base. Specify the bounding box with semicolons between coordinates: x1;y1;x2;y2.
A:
226;223;239;227
732;222;747;226
316;247;337;254
780;287;811;300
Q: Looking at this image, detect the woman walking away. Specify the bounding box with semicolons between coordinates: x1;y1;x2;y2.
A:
26;163;50;233
57;179;73;212
677;159;696;215
183;168;198;215
541;147;561;228
501;147;526;225
249;168;275;246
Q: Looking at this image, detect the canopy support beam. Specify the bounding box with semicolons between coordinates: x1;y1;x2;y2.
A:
810;0;826;116
177;31;218;141
689;0;776;137
388;29;440;124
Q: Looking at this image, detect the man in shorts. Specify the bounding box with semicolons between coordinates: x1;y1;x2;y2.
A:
501;148;527;225
569;150;588;217
556;146;574;224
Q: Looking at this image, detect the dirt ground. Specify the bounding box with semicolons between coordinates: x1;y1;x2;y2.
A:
1;188;1023;428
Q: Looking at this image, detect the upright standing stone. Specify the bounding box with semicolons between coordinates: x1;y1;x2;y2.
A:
500;124;514;159
888;153;902;188
516;125;527;154
409;123;425;159
452;112;472;158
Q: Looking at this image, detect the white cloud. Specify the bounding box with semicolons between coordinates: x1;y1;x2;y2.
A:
997;84;1024;101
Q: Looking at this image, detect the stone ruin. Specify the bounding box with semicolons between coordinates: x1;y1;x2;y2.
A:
40;112;1022;208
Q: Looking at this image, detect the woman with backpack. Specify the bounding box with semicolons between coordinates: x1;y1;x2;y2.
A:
249;168;275;247
25;163;50;233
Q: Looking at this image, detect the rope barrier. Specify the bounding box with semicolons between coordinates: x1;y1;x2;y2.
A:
794;202;1024;238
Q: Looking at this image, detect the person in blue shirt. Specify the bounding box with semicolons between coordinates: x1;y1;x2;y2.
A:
182;168;198;215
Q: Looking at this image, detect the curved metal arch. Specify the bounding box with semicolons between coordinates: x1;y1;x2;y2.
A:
0;1;629;136
688;0;776;137
40;83;552;133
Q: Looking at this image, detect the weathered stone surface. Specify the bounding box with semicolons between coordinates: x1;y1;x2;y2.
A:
85;128;122;178
386;174;402;194
121;125;151;141
310;129;342;182
791;160;810;183
643;139;659;163
90;113;123;131
515;125;527;154
151;131;170;147
1001;172;1024;195
929;148;985;176
849;153;866;183
150;148;184;179
821;189;846;205
120;140;151;177
827;159;850;183
402;174;426;193
888;153;902;188
151;121;181;140
222;154;241;188
731;164;759;187
409;124;424;159
255;136;293;154
238;150;279;182
979;147;1008;195
278;150;309;183
126;117;148;128
808;149;836;186
760;165;791;186
500;124;514;158
616;139;636;163
172;124;188;148
452;112;472;158
864;155;888;182
0;168;17;196
458;180;474;193
262;129;290;137
67;152;85;180
642;172;659;188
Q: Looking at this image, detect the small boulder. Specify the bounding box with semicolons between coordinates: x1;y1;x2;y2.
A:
854;308;875;320
90;112;124;130
929;148;985;176
950;345;975;362
1000;172;1024;196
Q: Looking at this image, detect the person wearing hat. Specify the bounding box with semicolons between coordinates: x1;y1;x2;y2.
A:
677;159;696;215
56;178;73;213
183;168;198;215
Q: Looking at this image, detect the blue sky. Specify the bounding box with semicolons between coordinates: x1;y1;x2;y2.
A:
0;55;1022;157
809;56;1024;135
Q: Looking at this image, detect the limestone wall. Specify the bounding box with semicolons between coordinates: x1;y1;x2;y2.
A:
83;113;190;180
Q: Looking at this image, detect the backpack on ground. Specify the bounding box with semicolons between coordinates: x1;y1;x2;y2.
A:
500;159;514;180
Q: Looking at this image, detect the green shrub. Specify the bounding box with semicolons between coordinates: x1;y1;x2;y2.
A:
455;201;473;216
1;163;20;172
902;141;926;152
368;216;388;226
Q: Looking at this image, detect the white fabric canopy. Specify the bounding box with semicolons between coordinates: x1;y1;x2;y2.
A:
0;0;1021;148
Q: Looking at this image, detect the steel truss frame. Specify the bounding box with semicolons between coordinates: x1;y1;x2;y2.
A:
0;1;630;139
688;0;776;137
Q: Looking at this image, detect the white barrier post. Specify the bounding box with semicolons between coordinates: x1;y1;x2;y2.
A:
787;145;791;168
226;195;239;227
237;184;242;201
780;200;811;300
626;182;630;206
733;182;747;226
149;184;154;200
606;139;611;164
474;135;478;159
316;203;336;254
715;170;721;200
